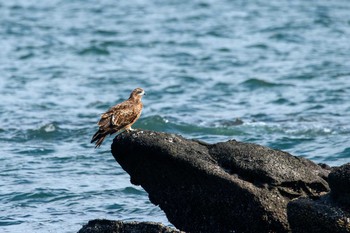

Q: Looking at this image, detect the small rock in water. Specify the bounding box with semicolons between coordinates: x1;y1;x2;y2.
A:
77;219;183;233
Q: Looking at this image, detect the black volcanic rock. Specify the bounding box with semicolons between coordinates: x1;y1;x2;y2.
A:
288;163;350;233
329;163;350;209
111;130;329;233
78;219;182;233
288;197;350;233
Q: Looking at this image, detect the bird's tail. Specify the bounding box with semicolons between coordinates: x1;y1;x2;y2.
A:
91;130;107;148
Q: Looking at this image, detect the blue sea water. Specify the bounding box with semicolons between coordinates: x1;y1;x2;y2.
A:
0;0;350;232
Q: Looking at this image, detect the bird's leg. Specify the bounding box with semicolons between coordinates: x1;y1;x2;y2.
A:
125;126;135;132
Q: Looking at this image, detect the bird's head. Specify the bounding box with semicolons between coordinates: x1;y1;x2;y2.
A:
130;87;145;100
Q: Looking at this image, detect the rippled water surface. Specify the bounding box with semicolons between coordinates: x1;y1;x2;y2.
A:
1;0;350;232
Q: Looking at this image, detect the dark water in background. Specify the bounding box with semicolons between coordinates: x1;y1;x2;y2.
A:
1;0;350;232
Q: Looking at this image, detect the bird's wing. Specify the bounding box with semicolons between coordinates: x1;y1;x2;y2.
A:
98;101;138;130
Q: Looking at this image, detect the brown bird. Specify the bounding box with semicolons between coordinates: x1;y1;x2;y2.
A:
91;87;145;148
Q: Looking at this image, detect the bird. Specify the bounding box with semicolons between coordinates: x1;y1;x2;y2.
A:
91;87;145;148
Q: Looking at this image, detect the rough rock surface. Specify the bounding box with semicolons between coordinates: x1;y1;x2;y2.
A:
329;163;350;209
77;219;182;233
111;130;330;233
288;197;350;233
288;163;350;233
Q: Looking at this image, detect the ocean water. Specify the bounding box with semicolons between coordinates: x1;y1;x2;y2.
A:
1;0;350;232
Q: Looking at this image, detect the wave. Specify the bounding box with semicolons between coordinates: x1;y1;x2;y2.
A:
77;46;110;56
137;115;247;137
7;188;72;203
240;78;294;89
25;122;61;140
0;218;24;226
138;115;349;139
338;147;350;159
121;187;145;196
1;122;79;144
